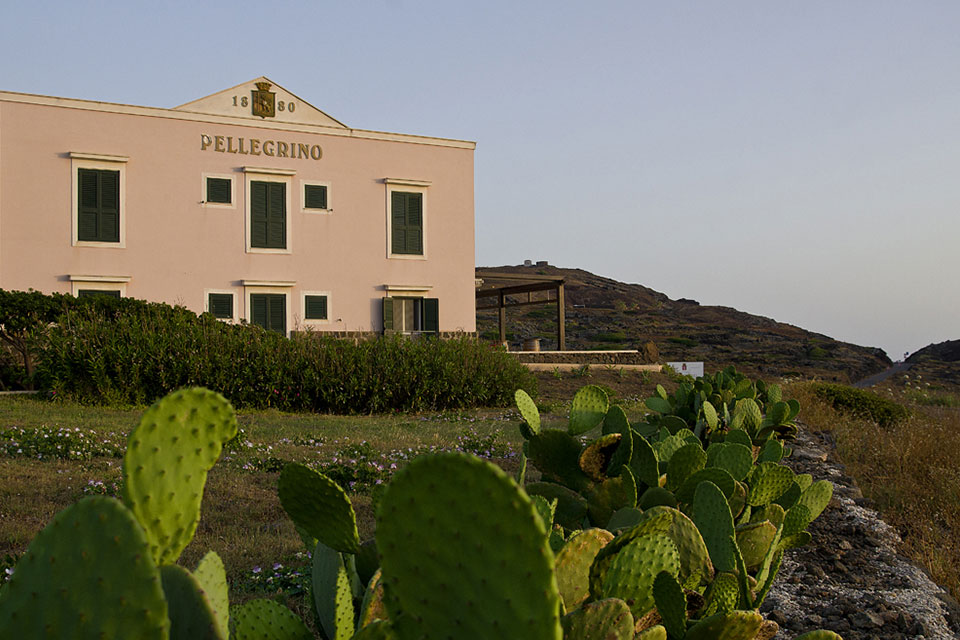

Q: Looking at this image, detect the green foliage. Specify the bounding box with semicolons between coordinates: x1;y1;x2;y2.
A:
30;292;534;412
667;336;699;347
812;382;910;427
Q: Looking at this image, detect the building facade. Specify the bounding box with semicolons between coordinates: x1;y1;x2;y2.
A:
0;77;476;335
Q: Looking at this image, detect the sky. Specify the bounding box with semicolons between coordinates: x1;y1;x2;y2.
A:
2;1;958;360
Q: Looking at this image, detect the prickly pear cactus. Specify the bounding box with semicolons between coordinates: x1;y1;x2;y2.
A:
0;496;169;640
160;564;224;640
794;631;844;639
652;571;687;639
193;551;229;639
516;389;541;434
555;528;614;610
692;481;736;573
122;387;238;565
684;610;763;640
312;542;355;640
229;598;313;640
376;452;562;640
560;598;634;640
600;533;680;617
569;385;609;435
278;462;361;554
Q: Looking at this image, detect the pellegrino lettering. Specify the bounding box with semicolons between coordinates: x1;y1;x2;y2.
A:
200;134;322;160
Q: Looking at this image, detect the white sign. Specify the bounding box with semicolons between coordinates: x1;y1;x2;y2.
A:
666;362;704;378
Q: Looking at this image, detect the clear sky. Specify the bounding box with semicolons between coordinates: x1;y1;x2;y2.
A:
3;1;958;360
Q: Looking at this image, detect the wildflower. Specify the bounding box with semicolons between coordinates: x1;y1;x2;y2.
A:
252;566;262;574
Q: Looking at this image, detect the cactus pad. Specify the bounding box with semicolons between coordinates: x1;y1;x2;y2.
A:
798;479;834;522
161;564;224;640
122;387;238;565
652;572;687;639
586;469;637;526
193;551;229;639
635;625;668;640
555;528;614;610
712;443;754;481
601;533;680;617
229;599;313;640
353;619;396;640
630;431;661;488
580;433;622;481
358;570;388;628
527;429;593;492
569;385;610;435
525;481;589;530
645;396;673;414
684;610;763;640
515;389;541;434
376;452;562;640
747;463;794;507
735;521;777;570
675;467;736;504
312;542;355;640
638;486;678;510
0;496;168;640
602;404;630;435
794;631;844;640
278;462;361;554
560;598;634;640
665;443;706;491
702;572;740;616
692;481;736;573
724;429;753;449
606;507;644;532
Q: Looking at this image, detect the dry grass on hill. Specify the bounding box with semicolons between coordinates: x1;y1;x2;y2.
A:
790;381;960;601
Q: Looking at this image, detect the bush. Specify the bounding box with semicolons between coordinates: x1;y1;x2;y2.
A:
811;382;910;427
34;298;536;412
666;336;699;347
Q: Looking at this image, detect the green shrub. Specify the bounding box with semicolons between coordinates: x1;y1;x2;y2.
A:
812;382;910;427
593;331;628;343
667;336;699;347
35;299;536;412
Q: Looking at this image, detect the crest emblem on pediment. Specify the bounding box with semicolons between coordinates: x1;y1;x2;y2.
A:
251;82;275;119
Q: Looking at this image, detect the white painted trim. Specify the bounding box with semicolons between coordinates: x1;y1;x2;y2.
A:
0;90;476;149
69;274;131;283
70;279;127;297
204;288;238;322
68;152;129;163
299;290;332;326
386;183;428;261
245;174;293;254
383;177;432;187
201;173;236;209
300;180;332;214
242;285;291;336
241;280;296;287
242;166;297;176
71;155;127;248
383;284;433;294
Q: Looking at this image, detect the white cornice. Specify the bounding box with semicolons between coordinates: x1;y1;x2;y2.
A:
69;275;132;283
0;90;476;150
383;178;432;187
242;280;296;287
68;152;129;163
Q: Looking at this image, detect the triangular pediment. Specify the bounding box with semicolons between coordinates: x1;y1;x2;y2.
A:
173;76;347;128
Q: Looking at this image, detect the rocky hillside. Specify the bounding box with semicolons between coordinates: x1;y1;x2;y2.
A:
477;264;891;382
905;340;960;389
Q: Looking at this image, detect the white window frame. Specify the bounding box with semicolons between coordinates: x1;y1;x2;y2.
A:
202;173;236;210
242;280;295;336
300;180;332;214
385;178;430;260
70;152;128;248
69;275;130;297
204;288;238;322
244;167;295;254
299;290;332;327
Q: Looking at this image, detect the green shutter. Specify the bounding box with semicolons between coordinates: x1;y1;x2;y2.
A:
422;298;439;333
382;297;394;332
304;295;328;320
391;192;406;254
406;193;423;254
391;191;423;255
77;289;121;299
267;182;286;249
250;293;285;333
208;293;233;319
206;178;231;204
251;294;268;328
304;184;328;210
251;182;268;247
78;168;120;242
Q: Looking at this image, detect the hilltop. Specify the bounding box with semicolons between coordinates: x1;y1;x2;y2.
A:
476;264;891;382
905;340;960;390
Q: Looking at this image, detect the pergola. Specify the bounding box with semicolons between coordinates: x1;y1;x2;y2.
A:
475;270;566;350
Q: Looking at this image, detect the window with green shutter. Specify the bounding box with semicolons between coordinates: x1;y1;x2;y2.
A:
250;293;286;334
382;297;438;334
251;181;286;249
78;168;120;242
304;295;328;320
304;184;328;210
208;293;234;319
391;191;423;255
206;177;232;204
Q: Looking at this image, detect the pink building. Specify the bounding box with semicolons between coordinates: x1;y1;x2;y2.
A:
0;77;476;336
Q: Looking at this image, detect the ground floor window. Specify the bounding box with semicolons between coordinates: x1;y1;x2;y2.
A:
77;289;121;299
250;293;286;334
382;297;438;334
207;292;234;319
